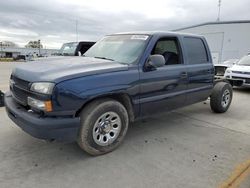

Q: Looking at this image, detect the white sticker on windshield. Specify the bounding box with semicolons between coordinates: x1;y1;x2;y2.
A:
131;35;149;40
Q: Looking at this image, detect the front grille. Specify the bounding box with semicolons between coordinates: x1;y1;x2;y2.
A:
232;71;250;75
232;76;250;84
215;67;227;76
10;75;30;106
12;85;28;105
11;75;30;90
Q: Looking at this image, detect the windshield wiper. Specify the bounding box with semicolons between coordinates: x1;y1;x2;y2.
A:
94;56;115;61
92;56;128;65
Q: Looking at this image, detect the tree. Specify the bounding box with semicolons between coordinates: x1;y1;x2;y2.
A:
25;40;43;49
1;41;18;48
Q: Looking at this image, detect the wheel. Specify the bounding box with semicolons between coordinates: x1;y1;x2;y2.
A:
77;98;129;156
210;82;233;113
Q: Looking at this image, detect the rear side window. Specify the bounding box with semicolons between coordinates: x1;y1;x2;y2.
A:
184;37;208;64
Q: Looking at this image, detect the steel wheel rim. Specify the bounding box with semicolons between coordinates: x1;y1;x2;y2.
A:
92;111;122;146
221;89;230;108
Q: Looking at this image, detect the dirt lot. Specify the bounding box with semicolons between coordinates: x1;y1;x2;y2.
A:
0;62;249;188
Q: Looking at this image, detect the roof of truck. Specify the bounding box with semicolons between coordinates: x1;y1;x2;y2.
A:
112;31;203;38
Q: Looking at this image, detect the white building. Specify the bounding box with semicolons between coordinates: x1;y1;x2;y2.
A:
0;47;58;58
174;20;250;64
0;45;58;58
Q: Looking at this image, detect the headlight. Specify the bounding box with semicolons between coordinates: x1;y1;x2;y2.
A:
27;97;52;112
226;69;232;74
30;82;55;94
9;79;14;88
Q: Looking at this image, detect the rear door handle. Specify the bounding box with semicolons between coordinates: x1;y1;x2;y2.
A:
207;69;212;73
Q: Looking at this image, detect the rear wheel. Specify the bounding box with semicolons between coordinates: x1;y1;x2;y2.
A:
77;99;129;155
210;82;233;113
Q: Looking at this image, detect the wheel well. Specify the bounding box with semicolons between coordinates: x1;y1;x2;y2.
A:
75;93;135;122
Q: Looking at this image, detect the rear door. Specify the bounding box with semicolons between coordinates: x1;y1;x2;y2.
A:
182;37;214;104
139;36;188;116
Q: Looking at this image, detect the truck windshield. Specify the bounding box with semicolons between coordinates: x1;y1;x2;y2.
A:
60;42;78;56
84;34;149;64
238;55;250;66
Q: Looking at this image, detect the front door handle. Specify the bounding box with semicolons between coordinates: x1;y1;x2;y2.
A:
180;72;188;78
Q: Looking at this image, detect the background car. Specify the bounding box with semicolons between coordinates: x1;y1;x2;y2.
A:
224;55;250;87
214;59;239;77
58;41;95;56
0;90;4;107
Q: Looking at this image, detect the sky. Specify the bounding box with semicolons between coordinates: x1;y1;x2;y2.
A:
0;0;250;49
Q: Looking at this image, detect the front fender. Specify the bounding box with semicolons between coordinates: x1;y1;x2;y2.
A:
51;68;139;116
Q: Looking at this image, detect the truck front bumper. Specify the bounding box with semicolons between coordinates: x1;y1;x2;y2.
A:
4;92;80;142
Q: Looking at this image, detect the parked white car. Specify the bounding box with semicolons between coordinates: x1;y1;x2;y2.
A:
225;55;250;87
214;59;239;77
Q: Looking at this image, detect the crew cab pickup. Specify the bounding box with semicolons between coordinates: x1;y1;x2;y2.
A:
4;32;233;155
58;41;95;56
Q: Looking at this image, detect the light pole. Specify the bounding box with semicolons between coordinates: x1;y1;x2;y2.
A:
38;39;41;56
76;20;78;42
217;0;222;22
0;42;2;57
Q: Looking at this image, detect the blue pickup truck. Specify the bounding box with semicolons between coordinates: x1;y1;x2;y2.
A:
4;32;233;155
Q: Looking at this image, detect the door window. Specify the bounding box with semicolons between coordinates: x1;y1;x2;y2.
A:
152;38;181;65
184;37;208;64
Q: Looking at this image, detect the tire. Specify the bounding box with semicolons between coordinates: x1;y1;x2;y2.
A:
210;82;233;113
77;98;129;156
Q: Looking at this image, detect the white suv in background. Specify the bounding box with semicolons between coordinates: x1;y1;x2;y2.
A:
225;55;250;87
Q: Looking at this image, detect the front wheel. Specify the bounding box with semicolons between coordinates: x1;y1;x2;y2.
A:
210;82;233;113
77;99;129;156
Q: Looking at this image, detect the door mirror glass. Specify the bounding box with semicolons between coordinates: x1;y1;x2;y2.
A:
147;55;165;69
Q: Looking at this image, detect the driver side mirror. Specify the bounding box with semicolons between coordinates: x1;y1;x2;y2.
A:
146;55;165;71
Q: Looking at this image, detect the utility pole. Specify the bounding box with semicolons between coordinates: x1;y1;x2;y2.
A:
38;39;41;57
0;42;2;57
75;20;78;42
217;0;222;22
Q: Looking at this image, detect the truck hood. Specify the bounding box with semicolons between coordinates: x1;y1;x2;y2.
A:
231;64;250;72
12;56;128;83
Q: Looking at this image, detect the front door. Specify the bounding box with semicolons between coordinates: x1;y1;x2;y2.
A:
139;37;188;117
